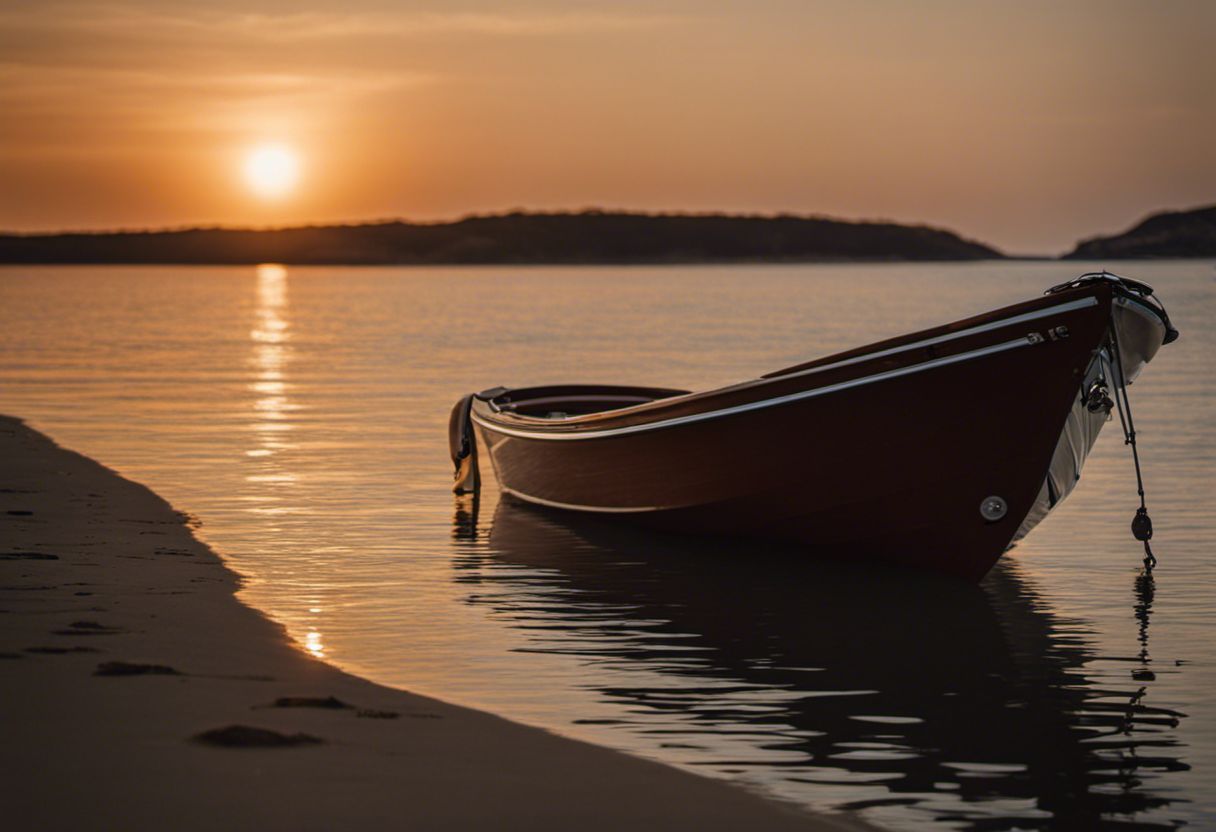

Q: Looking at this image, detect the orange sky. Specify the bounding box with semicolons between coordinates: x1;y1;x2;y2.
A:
1;0;1213;253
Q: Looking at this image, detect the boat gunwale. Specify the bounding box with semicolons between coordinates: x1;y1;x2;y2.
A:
475;335;1044;443
476;284;1111;436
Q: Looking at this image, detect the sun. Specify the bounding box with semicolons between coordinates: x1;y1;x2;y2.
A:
243;143;300;199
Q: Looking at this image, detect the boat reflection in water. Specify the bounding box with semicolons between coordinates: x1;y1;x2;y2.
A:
454;499;1188;830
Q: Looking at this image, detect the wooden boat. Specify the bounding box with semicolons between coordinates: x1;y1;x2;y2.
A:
450;272;1177;580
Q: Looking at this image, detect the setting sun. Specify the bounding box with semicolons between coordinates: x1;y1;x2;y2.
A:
243;144;300;199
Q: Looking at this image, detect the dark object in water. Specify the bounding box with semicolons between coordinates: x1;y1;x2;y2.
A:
193;725;323;748
452;273;1177;580
94;661;179;676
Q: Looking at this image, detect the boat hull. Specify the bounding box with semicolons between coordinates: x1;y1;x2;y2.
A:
464;280;1171;580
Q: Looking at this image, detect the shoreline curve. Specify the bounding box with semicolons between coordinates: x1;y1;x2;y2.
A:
0;414;872;831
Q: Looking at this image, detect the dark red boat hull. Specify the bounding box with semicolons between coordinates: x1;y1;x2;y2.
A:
461;281;1167;580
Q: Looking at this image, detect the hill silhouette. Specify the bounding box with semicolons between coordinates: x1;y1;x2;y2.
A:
1065;205;1216;259
0;211;1002;264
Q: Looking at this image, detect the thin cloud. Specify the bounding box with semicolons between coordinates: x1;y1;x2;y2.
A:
0;4;678;45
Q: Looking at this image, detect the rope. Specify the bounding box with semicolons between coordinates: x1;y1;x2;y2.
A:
448;393;481;495
1107;318;1157;571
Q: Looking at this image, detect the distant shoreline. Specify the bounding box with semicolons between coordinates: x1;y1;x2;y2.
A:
1;205;1211;265
0;210;1002;265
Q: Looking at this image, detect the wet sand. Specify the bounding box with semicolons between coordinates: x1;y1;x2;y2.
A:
0;415;869;831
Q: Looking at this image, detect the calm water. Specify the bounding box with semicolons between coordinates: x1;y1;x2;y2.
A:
1;262;1213;829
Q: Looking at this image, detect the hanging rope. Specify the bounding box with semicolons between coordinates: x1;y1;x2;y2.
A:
449;393;481;495
1107;318;1157;571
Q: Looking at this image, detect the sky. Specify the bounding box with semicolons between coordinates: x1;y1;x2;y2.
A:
1;0;1213;254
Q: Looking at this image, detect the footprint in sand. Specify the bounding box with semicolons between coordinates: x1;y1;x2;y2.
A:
94;661;179;676
1;551;59;560
257;695;402;720
193;725;323;748
264;695;352;710
52;620;124;636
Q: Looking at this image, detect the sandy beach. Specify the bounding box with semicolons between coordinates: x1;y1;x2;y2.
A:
0;415;869;831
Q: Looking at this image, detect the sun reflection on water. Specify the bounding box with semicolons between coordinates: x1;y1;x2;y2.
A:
248;263;295;465
245;264;324;654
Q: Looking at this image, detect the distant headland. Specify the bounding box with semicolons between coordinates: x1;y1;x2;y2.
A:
0;210;1001;264
2;205;1213;265
1065;204;1216;259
